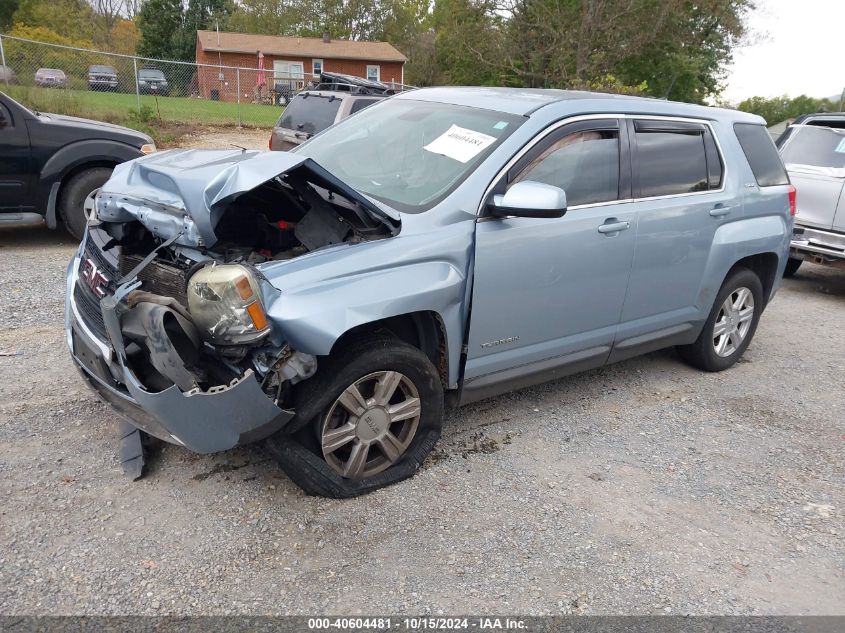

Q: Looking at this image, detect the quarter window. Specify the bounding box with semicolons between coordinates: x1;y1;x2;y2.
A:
511;130;620;207
635;126;709;197
734;123;789;186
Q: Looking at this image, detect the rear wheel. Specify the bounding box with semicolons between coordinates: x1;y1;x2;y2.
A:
266;336;443;497
59;166;113;240
677;268;763;372
783;257;802;278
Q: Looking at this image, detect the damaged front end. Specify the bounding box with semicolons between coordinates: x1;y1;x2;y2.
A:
66;149;398;454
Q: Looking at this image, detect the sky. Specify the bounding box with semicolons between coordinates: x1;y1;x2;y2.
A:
722;0;845;104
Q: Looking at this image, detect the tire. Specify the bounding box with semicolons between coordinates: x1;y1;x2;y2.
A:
677;267;764;372
58;167;113;240
783;257;802;278
266;336;444;497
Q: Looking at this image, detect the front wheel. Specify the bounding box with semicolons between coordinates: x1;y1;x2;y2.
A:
677;268;763;372
58;167;113;240
266;336;444;497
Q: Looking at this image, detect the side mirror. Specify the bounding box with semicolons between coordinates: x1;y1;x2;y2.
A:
487;181;567;218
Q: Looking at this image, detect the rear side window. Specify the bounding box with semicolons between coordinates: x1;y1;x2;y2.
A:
634;122;710;197
278;94;342;135
733;123;789;186
349;98;379;115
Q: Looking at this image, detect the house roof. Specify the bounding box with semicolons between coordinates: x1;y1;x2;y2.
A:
197;30;407;63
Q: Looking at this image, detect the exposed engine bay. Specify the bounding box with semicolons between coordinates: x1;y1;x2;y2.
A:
83;152;400;417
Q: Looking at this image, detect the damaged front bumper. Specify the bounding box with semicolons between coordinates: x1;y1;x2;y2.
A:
65;236;295;454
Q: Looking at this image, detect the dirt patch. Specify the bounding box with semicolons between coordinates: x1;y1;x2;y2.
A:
159;125;271;150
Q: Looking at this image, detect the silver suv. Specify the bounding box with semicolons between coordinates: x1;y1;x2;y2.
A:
269;90;385;151
776;113;845;276
67;88;794;496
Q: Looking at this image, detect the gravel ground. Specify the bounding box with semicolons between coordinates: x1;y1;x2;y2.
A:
0;224;843;616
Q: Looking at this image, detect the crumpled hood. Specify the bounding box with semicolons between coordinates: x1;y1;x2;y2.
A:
96;149;399;248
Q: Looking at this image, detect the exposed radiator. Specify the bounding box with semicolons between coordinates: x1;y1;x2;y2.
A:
119;254;189;307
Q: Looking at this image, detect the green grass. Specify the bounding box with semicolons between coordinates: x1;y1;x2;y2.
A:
3;85;282;128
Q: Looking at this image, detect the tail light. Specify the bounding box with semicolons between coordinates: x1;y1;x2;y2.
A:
787;184;796;216
268;134;274;151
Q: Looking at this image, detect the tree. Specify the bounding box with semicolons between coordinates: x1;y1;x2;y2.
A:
11;0;96;39
737;95;834;126
1;0;20;31
136;0;183;59
432;0;503;85
137;0;232;61
109;18;140;55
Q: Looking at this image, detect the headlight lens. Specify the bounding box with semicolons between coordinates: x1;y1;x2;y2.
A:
186;264;270;345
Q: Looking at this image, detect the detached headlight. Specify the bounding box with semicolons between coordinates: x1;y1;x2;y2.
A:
187;264;270;345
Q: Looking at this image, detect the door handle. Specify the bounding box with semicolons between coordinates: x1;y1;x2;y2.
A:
709;204;736;217
597;220;630;234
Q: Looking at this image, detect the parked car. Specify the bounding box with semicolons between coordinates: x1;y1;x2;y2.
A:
0;90;155;238
0;64;18;85
88;65;119;92
137;67;169;95
270;89;386;151
34;68;67;88
776;113;845;277
68;88;794;497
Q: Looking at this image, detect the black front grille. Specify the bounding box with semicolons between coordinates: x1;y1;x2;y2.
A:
73;237;120;342
73;283;108;340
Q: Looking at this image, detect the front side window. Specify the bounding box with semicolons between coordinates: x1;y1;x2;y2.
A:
277;94;342;135
512;130;620;207
635;125;709;197
295;99;523;212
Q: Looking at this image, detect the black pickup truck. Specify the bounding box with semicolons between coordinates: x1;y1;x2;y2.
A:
0;91;155;239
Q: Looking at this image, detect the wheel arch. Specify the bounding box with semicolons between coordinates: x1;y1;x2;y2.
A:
42;140;141;228
329;311;449;389
726;251;780;308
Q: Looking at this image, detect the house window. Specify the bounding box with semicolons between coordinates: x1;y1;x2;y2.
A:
273;60;305;90
366;65;380;81
312;59;323;78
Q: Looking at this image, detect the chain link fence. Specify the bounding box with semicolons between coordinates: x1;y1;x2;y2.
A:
0;33;318;128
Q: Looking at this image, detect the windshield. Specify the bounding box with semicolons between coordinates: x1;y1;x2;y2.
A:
781;125;845;169
294;99;523;212
140;70;165;79
90;66;115;74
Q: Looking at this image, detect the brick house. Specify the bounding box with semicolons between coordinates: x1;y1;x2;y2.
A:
195;30;407;103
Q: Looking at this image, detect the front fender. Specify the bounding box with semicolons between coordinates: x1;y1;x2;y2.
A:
260;223;474;387
265;261;466;386
697;214;791;311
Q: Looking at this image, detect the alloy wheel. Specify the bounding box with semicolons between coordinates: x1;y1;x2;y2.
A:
320;371;422;479
83;188;100;223
713;286;754;357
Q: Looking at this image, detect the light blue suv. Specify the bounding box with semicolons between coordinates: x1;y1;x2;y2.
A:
67;88;794;496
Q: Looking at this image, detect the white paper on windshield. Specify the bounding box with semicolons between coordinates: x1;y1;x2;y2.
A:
423;125;497;163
